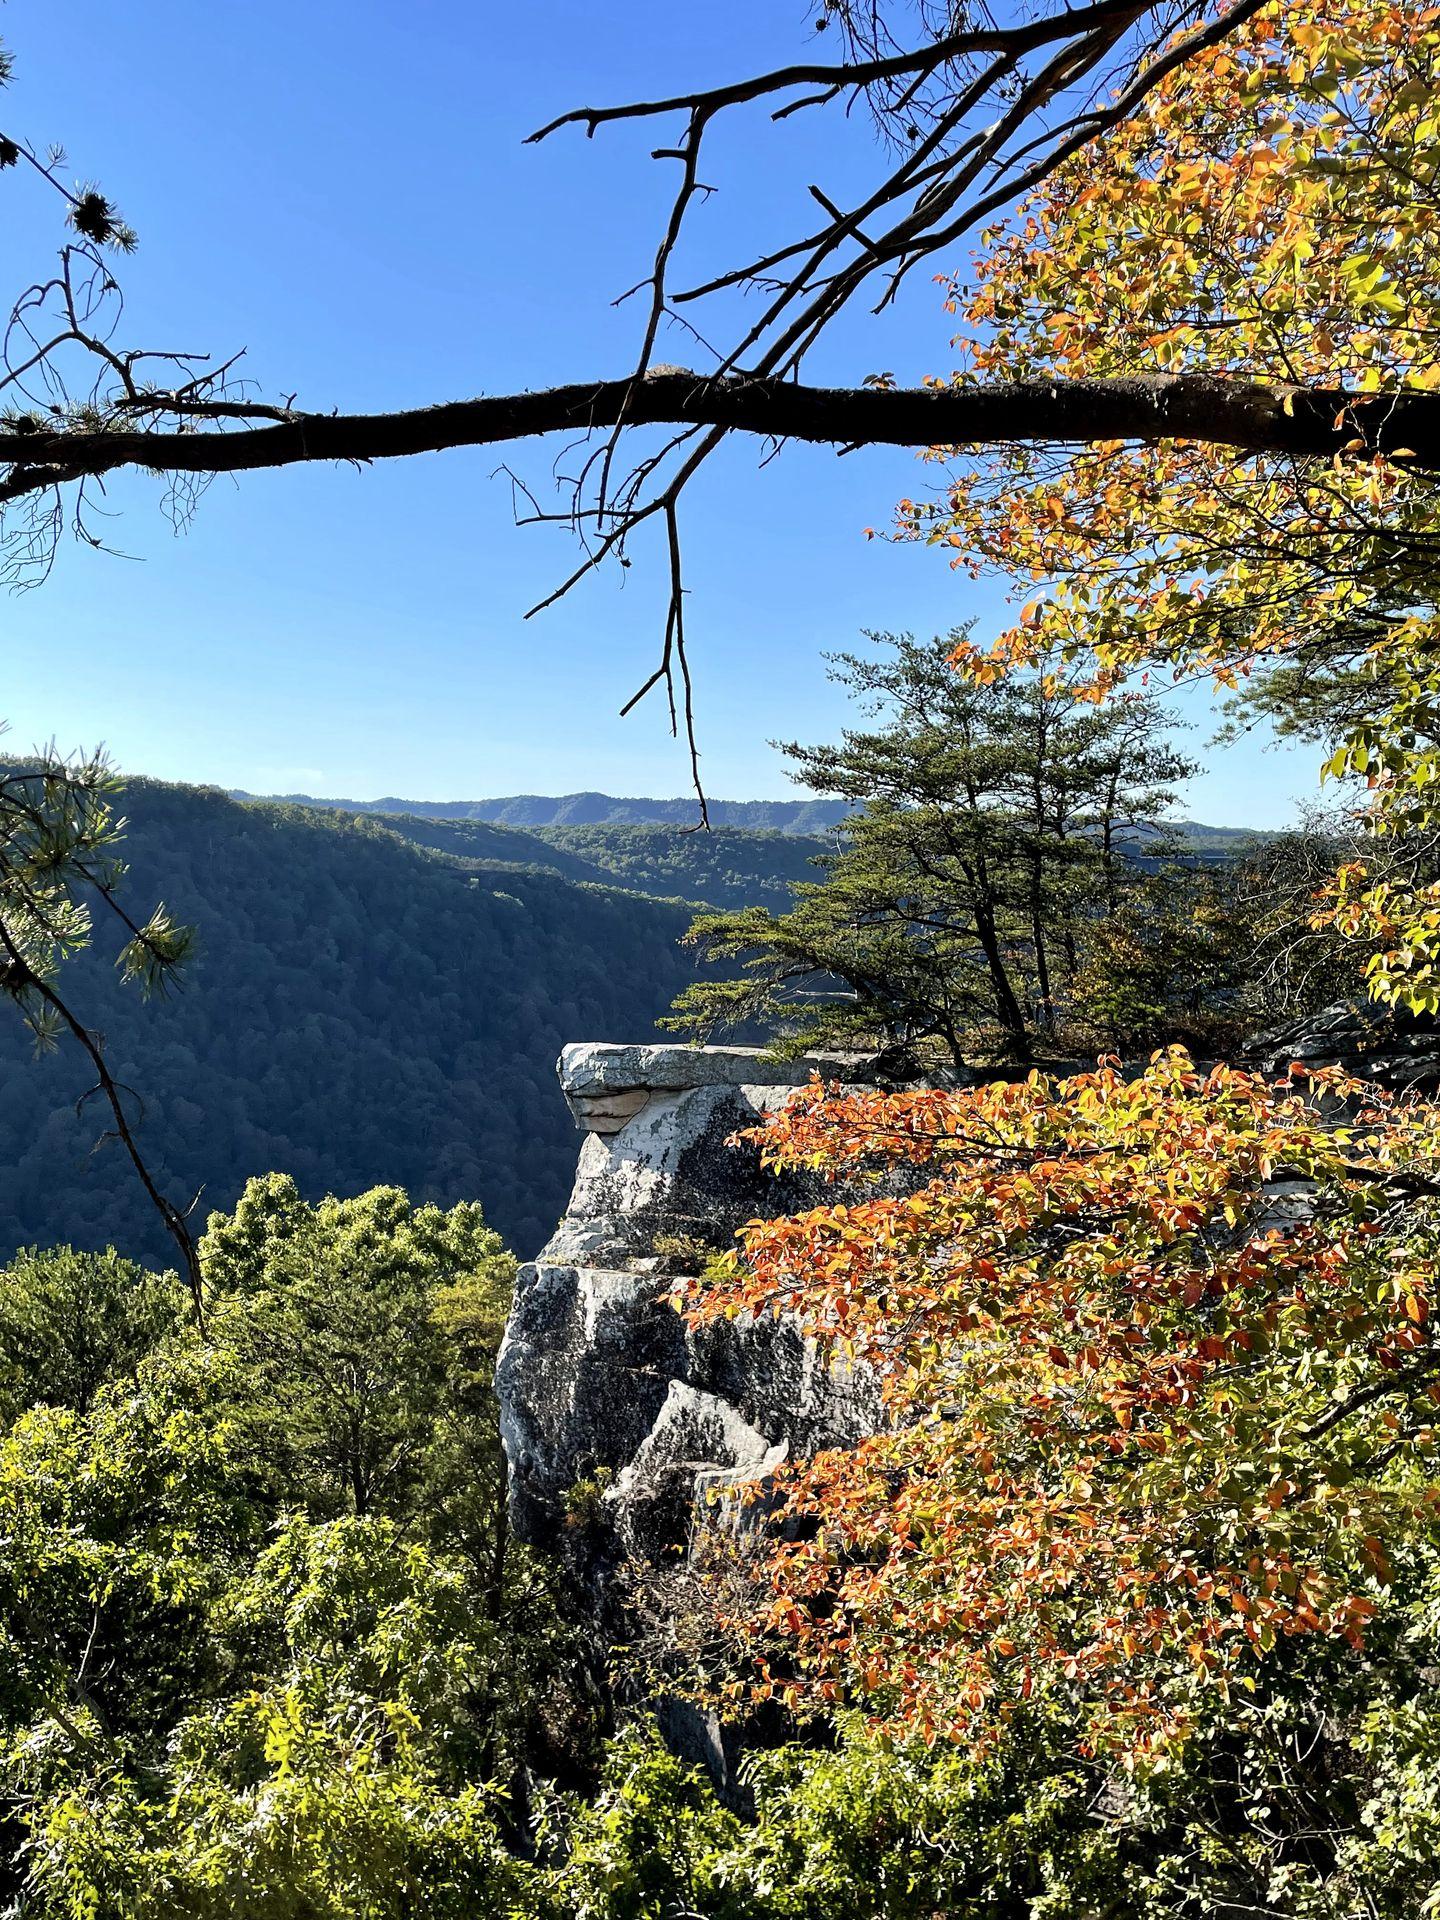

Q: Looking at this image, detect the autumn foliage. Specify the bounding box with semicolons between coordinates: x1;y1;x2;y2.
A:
915;0;1440;673
681;1055;1440;1755
901;0;1440;1005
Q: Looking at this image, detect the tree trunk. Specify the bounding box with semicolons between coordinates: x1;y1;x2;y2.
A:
972;904;1031;1060
1030;869;1056;1039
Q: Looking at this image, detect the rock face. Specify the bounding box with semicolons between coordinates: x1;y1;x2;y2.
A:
541;1041;877;1271
495;1043;883;1579
501;1014;1440;1575
1245;1001;1440;1090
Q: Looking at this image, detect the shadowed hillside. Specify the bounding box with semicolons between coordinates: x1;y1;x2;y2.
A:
0;783;708;1264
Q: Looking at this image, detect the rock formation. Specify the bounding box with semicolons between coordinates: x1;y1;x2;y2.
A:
496;1042;896;1793
495;1043;883;1586
1245;1000;1440;1090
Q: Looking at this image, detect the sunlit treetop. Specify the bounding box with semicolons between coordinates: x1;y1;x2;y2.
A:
908;0;1440;671
898;0;1440;1002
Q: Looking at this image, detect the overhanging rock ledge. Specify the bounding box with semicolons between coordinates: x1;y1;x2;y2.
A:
494;1043;884;1579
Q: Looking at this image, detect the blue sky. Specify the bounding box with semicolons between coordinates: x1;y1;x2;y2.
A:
1;0;1315;822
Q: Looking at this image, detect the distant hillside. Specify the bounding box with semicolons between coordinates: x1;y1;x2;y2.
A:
0;783;710;1265
240;787;1269;852
238;789;852;834
1164;820;1266;858
0;784;1278;1270
372;816;834;911
1123;819;1267;866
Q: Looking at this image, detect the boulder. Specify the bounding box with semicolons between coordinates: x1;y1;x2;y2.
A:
561;1040;868;1104
609;1381;788;1569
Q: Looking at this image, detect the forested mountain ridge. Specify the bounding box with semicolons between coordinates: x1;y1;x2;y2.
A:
238;789;854;832
369;815;836;911
0;781;711;1266
243;786;1266;859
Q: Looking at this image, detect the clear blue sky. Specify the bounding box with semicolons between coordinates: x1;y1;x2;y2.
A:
1;0;1314;822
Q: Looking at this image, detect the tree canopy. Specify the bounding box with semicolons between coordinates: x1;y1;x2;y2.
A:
680;1054;1440;1757
665;631;1291;1065
906;0;1440;1003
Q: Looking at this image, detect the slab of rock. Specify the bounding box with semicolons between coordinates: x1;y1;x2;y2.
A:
560;1042;869;1134
569;1088;651;1136
609;1381;788;1568
497;1251;878;1550
496;1264;687;1543
496;1042;883;1561
1246;1000;1440;1090
545;1083;807;1268
562;1040;867;1097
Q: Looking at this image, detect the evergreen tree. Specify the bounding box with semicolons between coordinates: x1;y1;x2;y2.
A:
666;632;1193;1066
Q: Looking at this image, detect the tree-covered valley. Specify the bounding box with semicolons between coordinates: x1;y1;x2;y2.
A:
0;782;730;1265
344;811;842;912
0;758;1296;1273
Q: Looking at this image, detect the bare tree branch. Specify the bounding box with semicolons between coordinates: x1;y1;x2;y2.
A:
0;916;203;1320
2;371;1436;501
0;0;1390;806
525;0;1156;144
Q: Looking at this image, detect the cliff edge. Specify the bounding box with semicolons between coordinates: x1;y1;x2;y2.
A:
495;1044;883;1589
